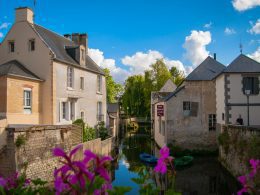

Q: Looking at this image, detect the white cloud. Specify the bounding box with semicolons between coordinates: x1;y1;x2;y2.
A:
248;47;260;62
232;0;260;11
204;22;213;29
0;22;10;30
183;30;211;66
0;32;3;38
248;19;260;34
224;27;236;35
121;50;187;75
88;48;130;84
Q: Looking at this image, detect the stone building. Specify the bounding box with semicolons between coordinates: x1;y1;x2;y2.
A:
154;56;225;149
151;79;176;134
107;103;120;138
216;54;260;127
0;7;107;127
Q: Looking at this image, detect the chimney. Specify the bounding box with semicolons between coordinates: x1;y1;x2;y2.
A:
71;33;88;50
15;7;34;24
64;34;71;40
213;53;216;60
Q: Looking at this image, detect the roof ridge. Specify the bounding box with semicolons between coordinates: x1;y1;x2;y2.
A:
34;23;75;44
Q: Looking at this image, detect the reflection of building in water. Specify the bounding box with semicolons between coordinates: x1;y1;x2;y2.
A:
174;158;239;195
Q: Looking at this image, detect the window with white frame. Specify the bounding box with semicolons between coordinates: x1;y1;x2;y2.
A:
97;101;103;121
81;111;85;120
62;102;66;119
80;77;84;90
208;114;216;131
24;89;32;114
29;39;35;51
97;75;102;93
67;67;74;88
8;41;15;53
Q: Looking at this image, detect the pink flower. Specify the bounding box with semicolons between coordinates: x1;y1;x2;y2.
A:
237;176;247;185
0;177;6;187
154;146;174;174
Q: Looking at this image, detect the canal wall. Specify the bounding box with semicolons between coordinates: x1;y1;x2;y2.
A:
218;125;260;177
0;125;82;180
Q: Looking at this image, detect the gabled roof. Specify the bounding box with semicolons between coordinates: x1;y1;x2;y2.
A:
0;60;42;81
224;54;260;73
163;85;185;102
32;24;104;75
107;103;119;113
159;79;176;92
185;56;226;81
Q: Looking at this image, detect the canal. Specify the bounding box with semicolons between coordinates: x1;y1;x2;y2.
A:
112;134;240;195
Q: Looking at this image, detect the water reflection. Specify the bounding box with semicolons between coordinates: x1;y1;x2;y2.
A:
112;134;240;195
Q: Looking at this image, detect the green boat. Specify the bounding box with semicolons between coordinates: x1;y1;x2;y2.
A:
174;156;194;168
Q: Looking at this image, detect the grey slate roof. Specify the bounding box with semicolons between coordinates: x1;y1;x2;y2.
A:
0;60;42;81
107;103;119;113
185;56;226;81
163;85;185;102
224;54;260;73
32;24;104;75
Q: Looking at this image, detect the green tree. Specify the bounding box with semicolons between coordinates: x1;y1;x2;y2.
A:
122;75;146;117
170;66;185;86
104;68;123;103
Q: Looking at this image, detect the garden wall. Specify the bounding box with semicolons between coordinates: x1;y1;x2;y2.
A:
218;125;260;177
0;125;82;181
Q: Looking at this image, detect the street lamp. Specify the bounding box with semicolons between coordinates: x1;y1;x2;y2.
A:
245;89;251;126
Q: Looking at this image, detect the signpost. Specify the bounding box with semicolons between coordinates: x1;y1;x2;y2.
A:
157;105;164;116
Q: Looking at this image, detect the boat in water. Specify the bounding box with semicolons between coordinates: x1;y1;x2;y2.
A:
139;153;158;164
174;155;194;168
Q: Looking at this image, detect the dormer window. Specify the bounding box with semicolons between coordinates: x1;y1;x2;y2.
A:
81;49;85;61
8;41;15;53
29;39;35;51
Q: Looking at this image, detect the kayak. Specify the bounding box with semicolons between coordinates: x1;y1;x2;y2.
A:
174;156;194;168
139;153;158;164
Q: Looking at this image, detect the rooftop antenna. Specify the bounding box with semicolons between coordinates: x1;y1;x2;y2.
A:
239;38;243;54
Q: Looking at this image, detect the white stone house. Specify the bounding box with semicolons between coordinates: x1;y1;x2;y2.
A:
216;54;260;127
154;56;225;149
0;7;107;127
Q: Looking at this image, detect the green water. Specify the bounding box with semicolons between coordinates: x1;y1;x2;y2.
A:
112;134;240;195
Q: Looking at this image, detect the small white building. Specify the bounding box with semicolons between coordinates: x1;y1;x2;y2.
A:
216;54;260;127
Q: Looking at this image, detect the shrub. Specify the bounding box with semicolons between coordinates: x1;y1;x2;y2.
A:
15;135;26;148
97;121;110;140
73;119;85;129
83;125;96;142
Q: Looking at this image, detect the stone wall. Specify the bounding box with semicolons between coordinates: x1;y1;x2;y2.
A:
219;125;260;177
0;119;7;150
0;125;82;181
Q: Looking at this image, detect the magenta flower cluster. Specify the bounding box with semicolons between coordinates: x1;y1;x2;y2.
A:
53;144;113;195
0;172;30;191
237;159;260;195
154;146;174;174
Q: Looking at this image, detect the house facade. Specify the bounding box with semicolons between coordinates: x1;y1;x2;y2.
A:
154;56;225;149
216;54;260;127
0;7;106;127
151;79;176;135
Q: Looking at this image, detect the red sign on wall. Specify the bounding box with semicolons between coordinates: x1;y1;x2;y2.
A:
157;105;164;116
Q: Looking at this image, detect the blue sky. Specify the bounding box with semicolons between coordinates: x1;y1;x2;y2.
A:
0;0;259;83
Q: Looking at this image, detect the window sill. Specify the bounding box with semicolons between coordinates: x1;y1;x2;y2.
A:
96;91;103;95
67;87;75;91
